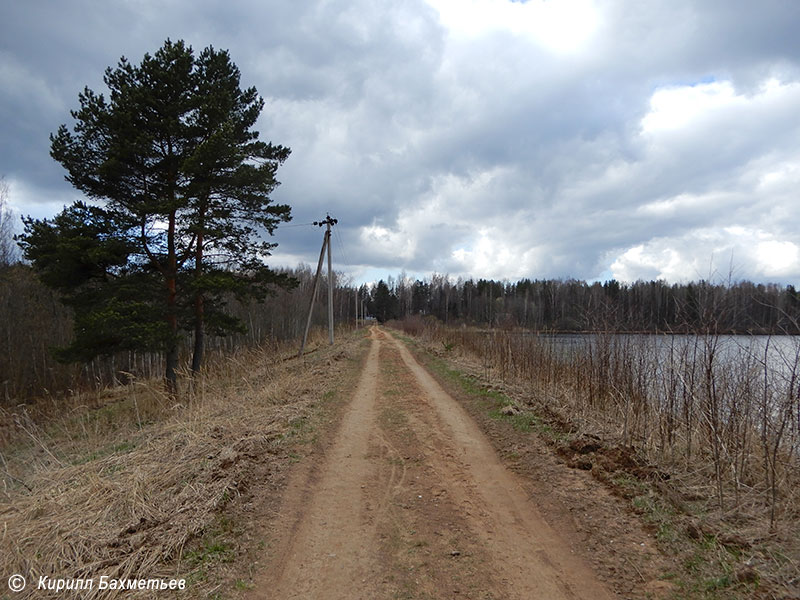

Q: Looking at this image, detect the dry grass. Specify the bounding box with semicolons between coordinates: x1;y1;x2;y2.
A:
0;327;366;599
391;317;800;599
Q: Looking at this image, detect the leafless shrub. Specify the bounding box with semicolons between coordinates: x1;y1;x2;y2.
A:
391;309;800;534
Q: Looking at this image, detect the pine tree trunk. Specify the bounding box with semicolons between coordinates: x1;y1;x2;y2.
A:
191;224;204;374
165;339;178;396
165;210;178;396
191;208;205;375
165;275;179;396
191;296;204;374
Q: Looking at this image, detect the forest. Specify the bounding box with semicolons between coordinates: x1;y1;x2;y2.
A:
5;251;800;403
362;274;800;333
0;261;359;402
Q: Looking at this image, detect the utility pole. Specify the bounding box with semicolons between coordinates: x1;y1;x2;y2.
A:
323;215;336;345
298;215;337;357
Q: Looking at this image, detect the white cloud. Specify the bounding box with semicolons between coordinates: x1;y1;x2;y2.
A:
641;78;800;140
609;228;800;284
756;240;800;278
450;228;539;280
360;223;416;261
641;81;735;133
424;0;599;53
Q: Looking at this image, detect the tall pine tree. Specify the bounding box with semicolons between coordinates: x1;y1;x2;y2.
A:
22;39;291;393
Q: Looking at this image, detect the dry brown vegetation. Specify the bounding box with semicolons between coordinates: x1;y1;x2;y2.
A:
391;315;800;599
0;326;366;599
0;263;361;403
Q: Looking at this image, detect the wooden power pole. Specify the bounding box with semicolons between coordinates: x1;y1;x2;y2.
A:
326;217;334;345
298;215;337;357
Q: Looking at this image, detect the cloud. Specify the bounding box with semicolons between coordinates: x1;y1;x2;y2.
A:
610;227;800;283
3;0;800;286
424;0;600;54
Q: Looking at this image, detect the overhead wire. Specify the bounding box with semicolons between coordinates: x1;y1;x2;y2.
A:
274;215;357;286
276;221;315;229
331;221;365;324
333;226;354;275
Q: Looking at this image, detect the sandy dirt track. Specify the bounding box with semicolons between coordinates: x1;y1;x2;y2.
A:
252;327;615;599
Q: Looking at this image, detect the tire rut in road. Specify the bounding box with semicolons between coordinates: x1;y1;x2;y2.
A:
252;327;614;600
256;330;383;599
384;330;614;600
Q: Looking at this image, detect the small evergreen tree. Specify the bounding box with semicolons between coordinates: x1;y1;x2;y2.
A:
371;280;398;323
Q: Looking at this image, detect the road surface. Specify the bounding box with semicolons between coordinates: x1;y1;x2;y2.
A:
251;327;614;600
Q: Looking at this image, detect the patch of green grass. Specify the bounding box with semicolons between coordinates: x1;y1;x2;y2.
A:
185;514;239;574
234;579;253;590
673;547;745;599
424;354;507;403
186;540;234;567
536;422;569;442
623;484;755;599
72;451;101;465
391;332;415;345
72;439;137;465
60;397;158;438
624;481;684;549
218;488;232;507
634;494;678;544
186;525;237;573
289;416;308;432
113;441;136;453
280;414;317;445
487;407;539;432
703;574;733;592
185;566;207;585
613;472;650;497
400;338;572;444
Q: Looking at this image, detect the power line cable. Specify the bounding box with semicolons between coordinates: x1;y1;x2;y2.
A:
333;226;354;272
276;221;315;229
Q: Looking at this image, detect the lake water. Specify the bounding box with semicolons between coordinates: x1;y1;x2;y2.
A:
476;331;800;385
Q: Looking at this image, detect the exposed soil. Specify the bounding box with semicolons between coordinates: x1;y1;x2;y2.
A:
404;341;681;599
246;327;661;599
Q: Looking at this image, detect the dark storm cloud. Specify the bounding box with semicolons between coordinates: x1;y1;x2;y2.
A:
3;0;800;283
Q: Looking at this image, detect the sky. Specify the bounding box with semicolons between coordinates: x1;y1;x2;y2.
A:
3;0;800;286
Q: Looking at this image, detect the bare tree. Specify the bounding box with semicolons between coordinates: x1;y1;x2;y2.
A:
0;176;18;266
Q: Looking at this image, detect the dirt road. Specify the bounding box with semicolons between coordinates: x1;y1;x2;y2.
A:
252;327;615;599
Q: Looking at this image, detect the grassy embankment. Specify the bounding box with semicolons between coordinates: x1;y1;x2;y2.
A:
0;326;369;600
390;316;799;600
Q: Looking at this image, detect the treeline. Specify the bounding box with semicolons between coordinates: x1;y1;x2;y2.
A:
363;275;800;333
0;262;358;403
